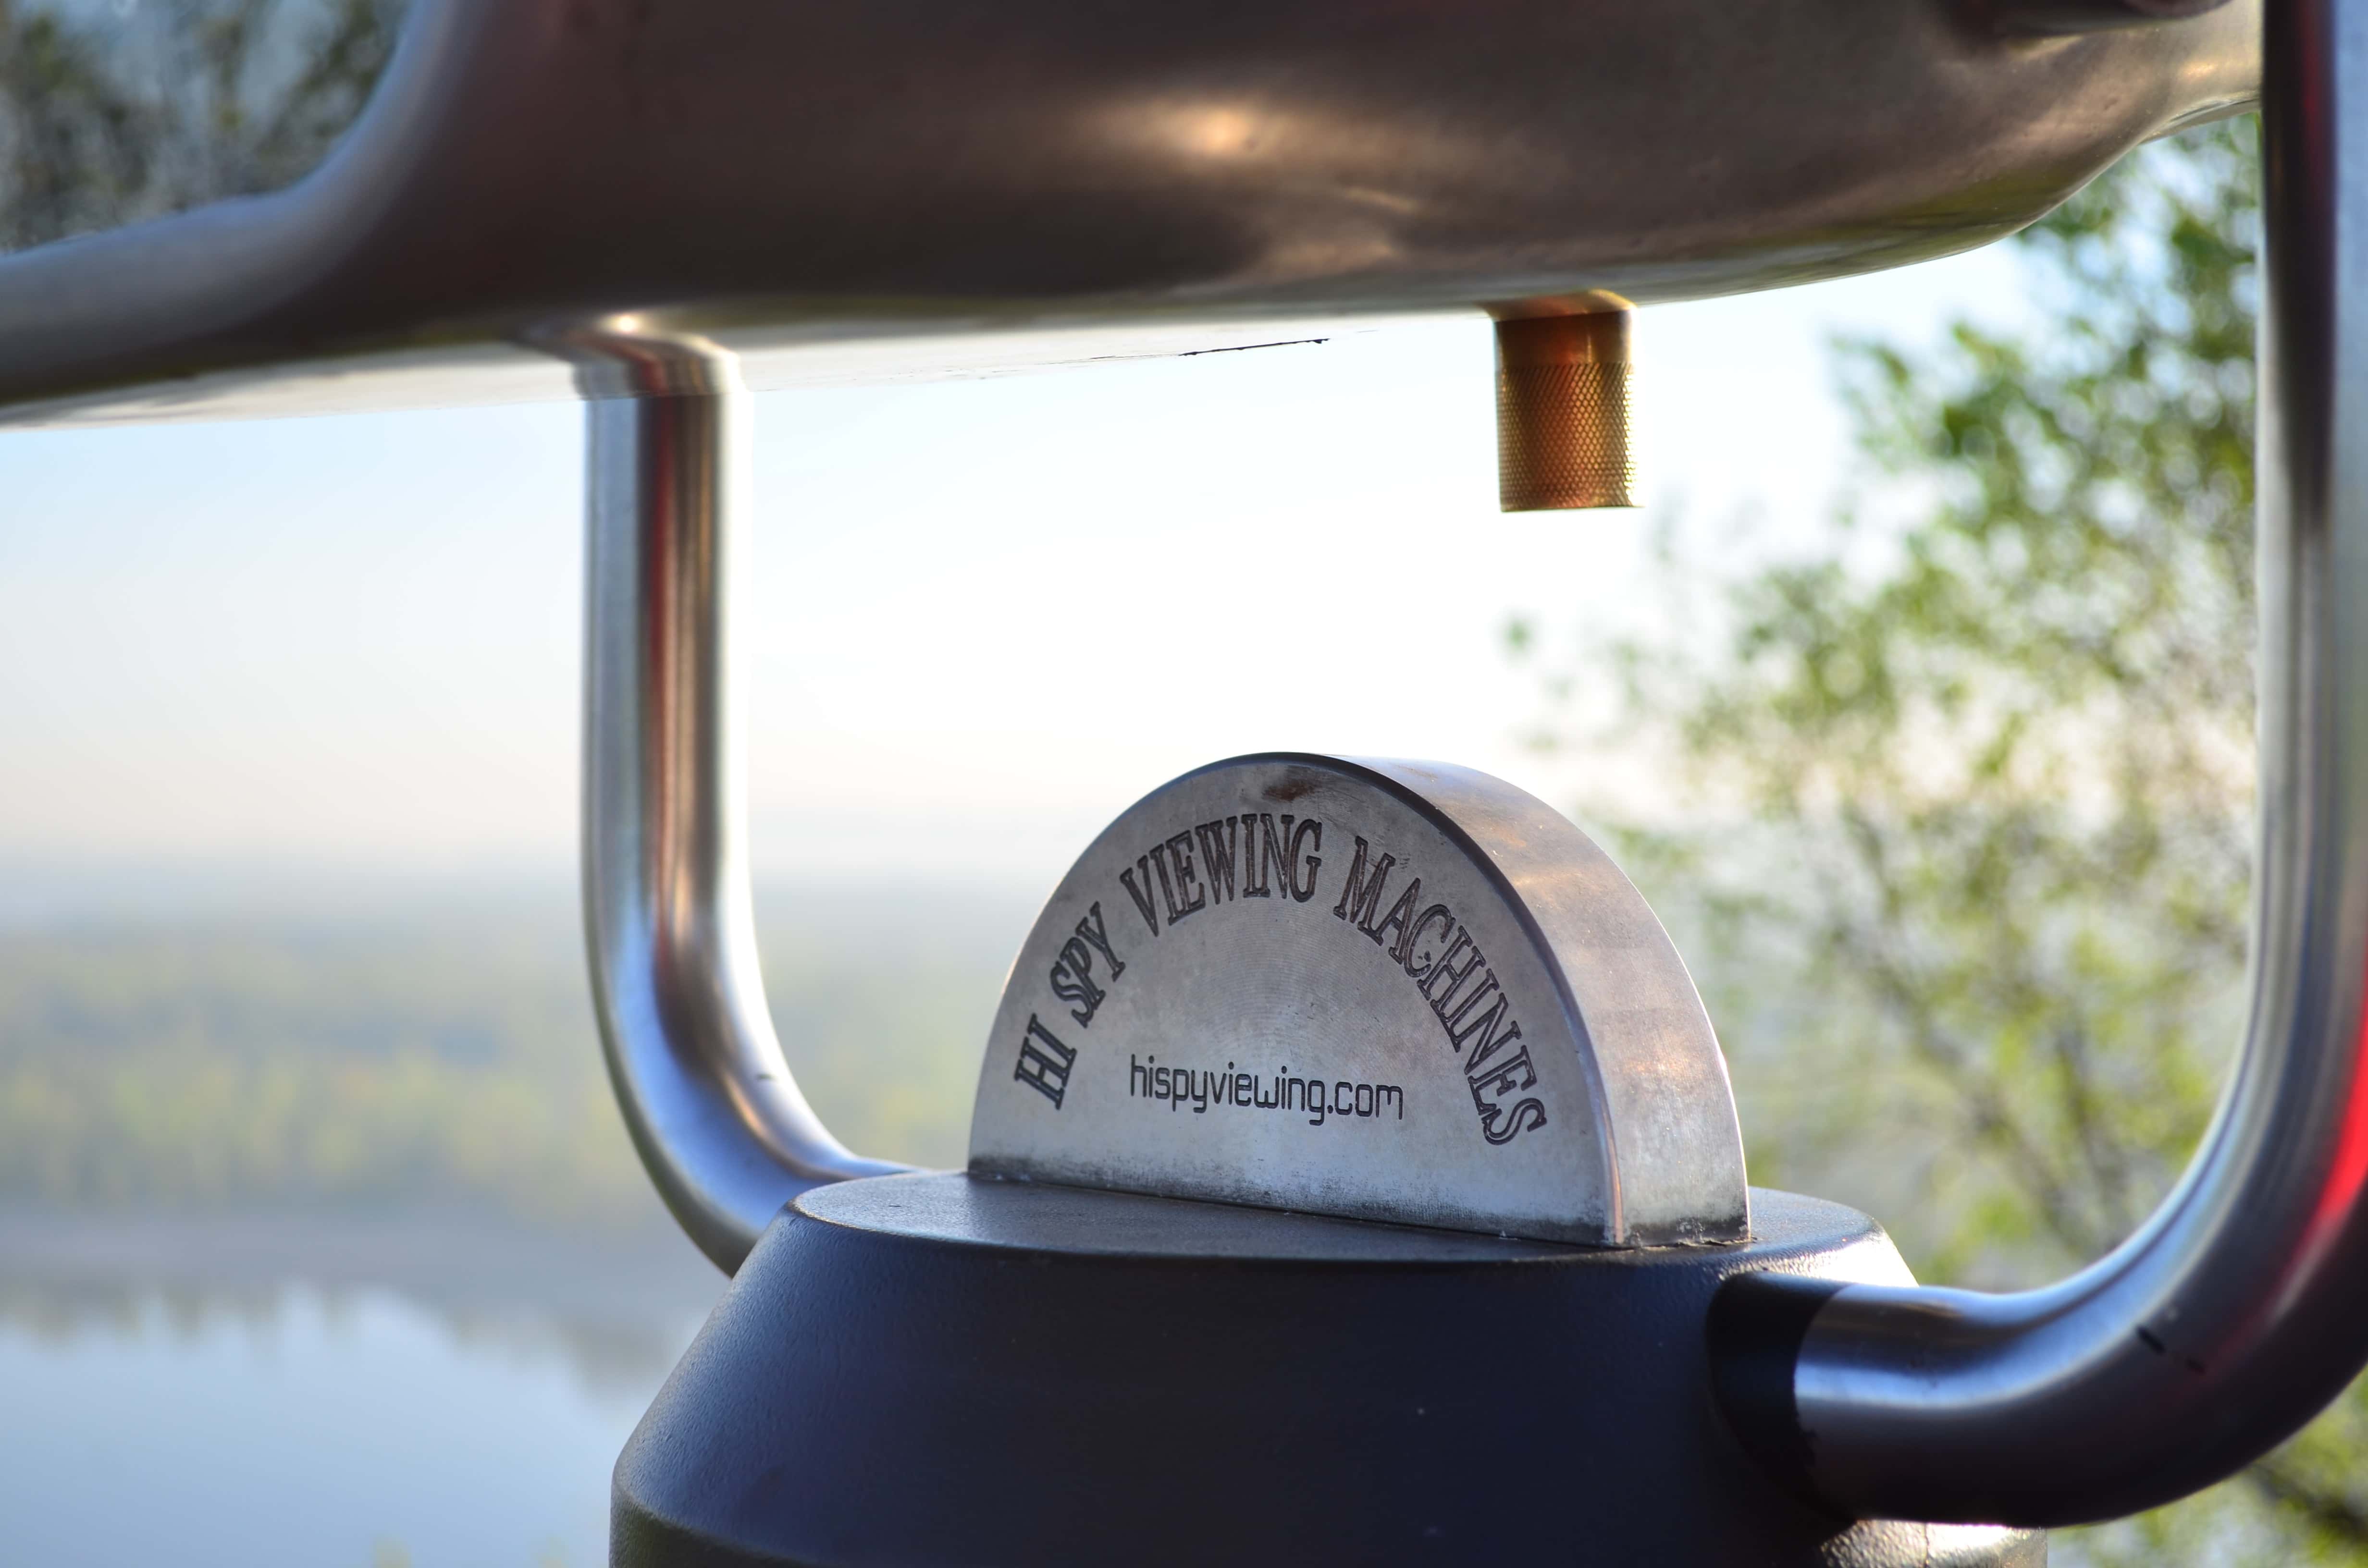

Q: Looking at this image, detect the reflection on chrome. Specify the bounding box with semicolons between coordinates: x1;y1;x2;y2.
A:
564;324;904;1275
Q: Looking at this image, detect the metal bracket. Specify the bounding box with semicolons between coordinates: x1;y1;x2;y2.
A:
567;323;901;1275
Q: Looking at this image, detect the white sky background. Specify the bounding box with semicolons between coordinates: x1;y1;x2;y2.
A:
0;244;2032;904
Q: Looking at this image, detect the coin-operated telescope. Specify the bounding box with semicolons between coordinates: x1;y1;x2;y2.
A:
8;0;2365;1560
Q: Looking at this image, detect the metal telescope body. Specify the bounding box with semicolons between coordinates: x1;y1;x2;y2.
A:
9;0;2368;1557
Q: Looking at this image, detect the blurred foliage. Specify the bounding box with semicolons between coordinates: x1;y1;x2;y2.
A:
1515;117;2368;1562
0;891;1005;1228
0;0;401;253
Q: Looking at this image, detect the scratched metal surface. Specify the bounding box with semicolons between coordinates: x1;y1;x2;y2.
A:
967;754;1748;1247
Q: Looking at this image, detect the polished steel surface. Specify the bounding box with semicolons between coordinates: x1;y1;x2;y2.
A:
968;755;1749;1245
807;1175;1887;1270
575;324;901;1276
1495;309;1637;511
0;0;2258;428
1712;0;2368;1525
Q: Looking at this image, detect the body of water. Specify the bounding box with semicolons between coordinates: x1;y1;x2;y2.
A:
0;1211;724;1568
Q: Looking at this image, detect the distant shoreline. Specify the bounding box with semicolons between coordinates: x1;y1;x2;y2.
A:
0;1205;722;1335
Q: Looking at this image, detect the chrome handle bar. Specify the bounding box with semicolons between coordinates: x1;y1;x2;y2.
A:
1712;0;2368;1525
571;324;902;1275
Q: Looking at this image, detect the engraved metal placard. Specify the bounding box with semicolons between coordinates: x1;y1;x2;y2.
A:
968;755;1748;1246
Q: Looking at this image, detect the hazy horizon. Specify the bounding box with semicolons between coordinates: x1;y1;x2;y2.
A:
0;251;2038;894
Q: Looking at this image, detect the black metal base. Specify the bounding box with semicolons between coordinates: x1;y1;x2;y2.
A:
612;1174;2043;1567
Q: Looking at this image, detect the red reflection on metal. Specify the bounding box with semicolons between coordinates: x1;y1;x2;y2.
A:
2303;958;2368;1259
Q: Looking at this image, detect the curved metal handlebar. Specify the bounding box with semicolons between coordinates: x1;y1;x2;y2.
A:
572;325;903;1275
1712;0;2368;1525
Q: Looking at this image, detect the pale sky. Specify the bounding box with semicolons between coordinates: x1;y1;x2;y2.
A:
0;243;2029;903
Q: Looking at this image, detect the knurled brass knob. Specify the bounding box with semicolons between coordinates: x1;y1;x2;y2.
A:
1494;308;1635;511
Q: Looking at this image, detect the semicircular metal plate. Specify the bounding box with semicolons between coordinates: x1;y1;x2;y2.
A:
967;754;1747;1246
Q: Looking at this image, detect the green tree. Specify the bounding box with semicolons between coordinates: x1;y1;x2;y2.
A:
0;0;400;253
1518;116;2368;1563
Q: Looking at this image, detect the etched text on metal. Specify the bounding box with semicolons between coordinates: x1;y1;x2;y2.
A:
969;755;1748;1246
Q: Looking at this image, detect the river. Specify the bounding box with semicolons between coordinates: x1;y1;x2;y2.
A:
0;1210;724;1568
